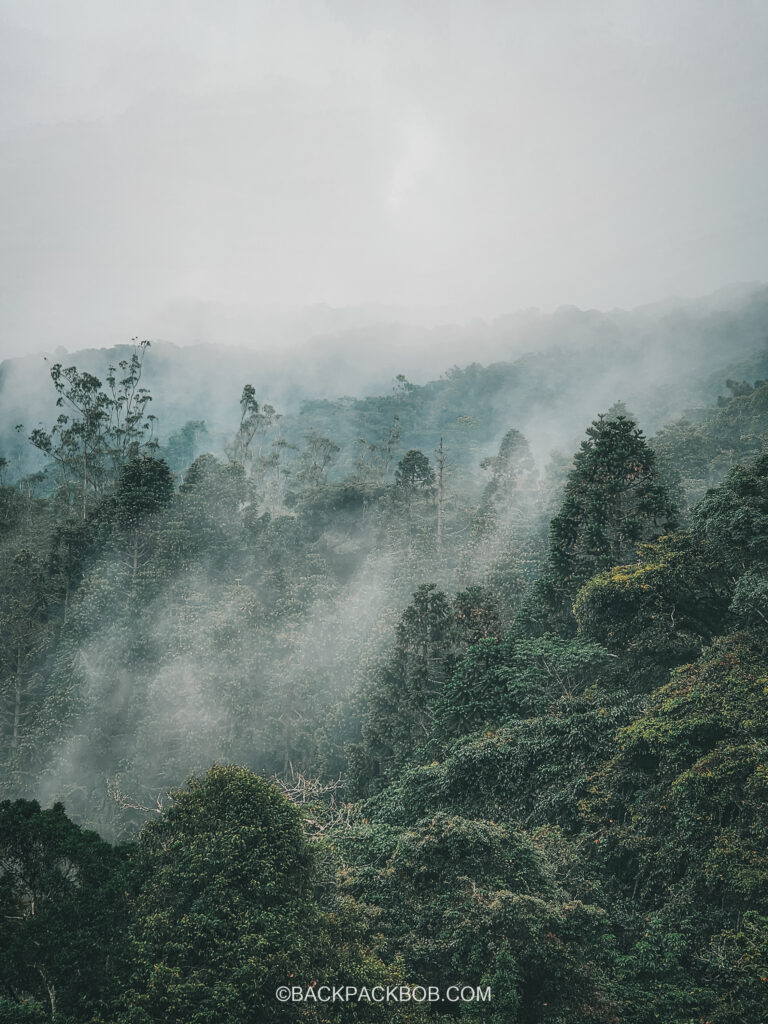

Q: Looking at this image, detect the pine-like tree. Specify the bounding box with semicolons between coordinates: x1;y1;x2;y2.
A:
549;413;676;590
527;413;677;633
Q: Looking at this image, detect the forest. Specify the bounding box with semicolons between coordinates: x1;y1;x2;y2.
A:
2;302;768;1024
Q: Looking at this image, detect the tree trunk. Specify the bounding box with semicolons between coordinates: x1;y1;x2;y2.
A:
11;647;22;749
82;449;88;521
37;966;56;1022
133;530;139;581
435;438;445;550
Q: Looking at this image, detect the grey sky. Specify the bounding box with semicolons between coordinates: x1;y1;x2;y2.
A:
1;0;767;358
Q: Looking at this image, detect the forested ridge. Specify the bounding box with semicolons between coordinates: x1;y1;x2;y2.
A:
2;326;768;1022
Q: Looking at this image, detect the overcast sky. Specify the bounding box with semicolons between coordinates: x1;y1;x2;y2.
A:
1;0;767;358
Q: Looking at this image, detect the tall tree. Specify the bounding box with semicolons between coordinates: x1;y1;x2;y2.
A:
394;450;435;503
228;385;279;482
479;428;536;523
296;431;340;492
549;414;676;587
29;342;156;520
352;585;459;793
529;414;676;632
111;454;175;582
434;437;447;550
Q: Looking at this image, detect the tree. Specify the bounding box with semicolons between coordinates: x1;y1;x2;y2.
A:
529;413;677;633
0;799;127;1022
479;428;536;523
550;414;676;587
435;633;611;736
121;765;319;1024
352;585;458;793
585;633;768;1023
337;813;615;1023
111;454;175;581
434;437;446;549
296;431;340;492
228;385;279;482
0;553;56;775
462;428;540;590
394;450;434;502
573;533;729;678
177;453;251;559
690;452;768;574
354;416;401;484
29;342;156;520
393;373;416;402
162;420;207;475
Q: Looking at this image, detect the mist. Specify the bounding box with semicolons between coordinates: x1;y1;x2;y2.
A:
2;277;767;841
2;0;768;360
4;5;768;1020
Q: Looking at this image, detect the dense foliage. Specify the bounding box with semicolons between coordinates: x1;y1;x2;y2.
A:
2;337;768;1022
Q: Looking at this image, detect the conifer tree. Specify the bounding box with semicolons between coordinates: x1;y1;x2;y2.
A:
527;413;676;633
549;414;676;589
